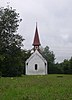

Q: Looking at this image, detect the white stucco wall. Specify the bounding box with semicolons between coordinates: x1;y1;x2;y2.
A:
26;50;47;75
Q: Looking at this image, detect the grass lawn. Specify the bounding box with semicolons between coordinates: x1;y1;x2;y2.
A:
0;74;72;100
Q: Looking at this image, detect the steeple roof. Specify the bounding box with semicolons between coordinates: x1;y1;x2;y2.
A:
33;23;41;46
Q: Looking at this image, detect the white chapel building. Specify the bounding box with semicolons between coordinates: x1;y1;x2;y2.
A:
25;24;47;75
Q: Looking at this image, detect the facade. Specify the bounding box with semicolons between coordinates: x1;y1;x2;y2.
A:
26;50;47;75
25;24;47;75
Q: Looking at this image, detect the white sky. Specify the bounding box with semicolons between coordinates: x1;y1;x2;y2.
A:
0;0;72;62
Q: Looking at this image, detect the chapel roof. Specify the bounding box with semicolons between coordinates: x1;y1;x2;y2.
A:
26;50;47;63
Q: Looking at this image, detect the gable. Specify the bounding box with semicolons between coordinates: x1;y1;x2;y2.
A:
26;50;47;64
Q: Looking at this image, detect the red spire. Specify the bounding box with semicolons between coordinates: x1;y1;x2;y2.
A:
33;23;41;46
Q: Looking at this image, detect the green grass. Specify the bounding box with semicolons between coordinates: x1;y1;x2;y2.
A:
0;75;72;100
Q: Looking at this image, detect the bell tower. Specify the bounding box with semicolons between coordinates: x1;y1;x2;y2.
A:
33;23;41;51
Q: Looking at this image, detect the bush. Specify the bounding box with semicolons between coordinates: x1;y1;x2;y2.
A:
0;71;2;77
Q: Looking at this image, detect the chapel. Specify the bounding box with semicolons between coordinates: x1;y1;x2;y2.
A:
25;24;47;75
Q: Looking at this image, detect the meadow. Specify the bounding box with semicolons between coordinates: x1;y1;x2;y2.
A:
0;74;72;100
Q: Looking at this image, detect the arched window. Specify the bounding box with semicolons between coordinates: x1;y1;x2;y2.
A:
35;64;37;70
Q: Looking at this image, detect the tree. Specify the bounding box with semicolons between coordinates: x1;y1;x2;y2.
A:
69;57;72;74
70;57;72;68
55;57;72;74
41;46;55;74
62;59;70;74
0;6;23;48
0;6;24;76
55;63;63;74
21;50;31;75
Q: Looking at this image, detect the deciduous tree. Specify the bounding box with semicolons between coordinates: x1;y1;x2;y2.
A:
0;6;24;76
41;46;55;73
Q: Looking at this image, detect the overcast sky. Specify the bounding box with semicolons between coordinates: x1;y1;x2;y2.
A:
0;0;72;62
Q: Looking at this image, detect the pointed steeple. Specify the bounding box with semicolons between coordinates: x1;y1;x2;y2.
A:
33;23;41;47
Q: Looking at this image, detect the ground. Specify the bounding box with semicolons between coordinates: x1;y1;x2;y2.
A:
0;74;72;100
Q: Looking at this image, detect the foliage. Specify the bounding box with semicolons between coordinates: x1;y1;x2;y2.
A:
0;6;24;77
21;50;31;74
55;57;72;74
41;46;55;73
0;75;72;100
41;46;72;74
